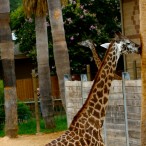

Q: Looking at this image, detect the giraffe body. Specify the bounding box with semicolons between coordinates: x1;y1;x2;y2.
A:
45;33;141;146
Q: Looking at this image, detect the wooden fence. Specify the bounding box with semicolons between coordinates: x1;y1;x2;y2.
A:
16;76;60;101
16;79;34;101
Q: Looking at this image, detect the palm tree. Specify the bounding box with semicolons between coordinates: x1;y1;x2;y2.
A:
47;0;71;110
61;0;68;6
23;0;55;128
139;0;146;145
0;0;18;137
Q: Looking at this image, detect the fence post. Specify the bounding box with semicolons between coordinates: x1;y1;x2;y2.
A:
32;69;40;134
103;118;107;146
64;74;71;112
122;72;130;146
64;74;71;81
80;74;87;105
133;60;137;79
86;64;91;81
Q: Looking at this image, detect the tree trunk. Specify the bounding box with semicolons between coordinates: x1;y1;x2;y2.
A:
47;0;71;109
32;70;40;133
139;1;146;145
35;16;55;129
0;0;18;138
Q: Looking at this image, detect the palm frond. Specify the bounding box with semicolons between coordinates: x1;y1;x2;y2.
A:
23;0;48;17
61;0;68;6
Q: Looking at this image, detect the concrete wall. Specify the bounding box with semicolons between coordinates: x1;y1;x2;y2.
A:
65;80;141;146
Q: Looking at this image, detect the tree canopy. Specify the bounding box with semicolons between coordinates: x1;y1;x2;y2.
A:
10;0;122;75
10;0;22;11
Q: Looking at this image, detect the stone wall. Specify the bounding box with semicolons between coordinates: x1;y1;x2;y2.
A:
65;79;141;146
122;0;141;79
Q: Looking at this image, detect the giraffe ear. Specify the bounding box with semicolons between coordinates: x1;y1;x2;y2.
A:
114;31;122;39
100;43;110;49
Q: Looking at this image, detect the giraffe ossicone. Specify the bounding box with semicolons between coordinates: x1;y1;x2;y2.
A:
100;43;110;49
45;32;141;146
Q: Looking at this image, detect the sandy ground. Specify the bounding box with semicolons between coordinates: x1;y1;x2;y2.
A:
0;131;64;146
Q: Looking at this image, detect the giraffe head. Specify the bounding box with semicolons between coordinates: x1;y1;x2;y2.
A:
101;32;141;56
78;39;95;50
114;32;141;55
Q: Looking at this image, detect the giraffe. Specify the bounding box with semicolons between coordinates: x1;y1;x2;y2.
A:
45;32;141;146
80;39;122;80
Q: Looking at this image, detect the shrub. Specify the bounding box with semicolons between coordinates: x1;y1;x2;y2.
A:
0;80;4;103
0;105;5;129
0;102;32;129
17;102;32;121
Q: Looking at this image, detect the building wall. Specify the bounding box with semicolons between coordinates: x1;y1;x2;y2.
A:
15;58;33;79
0;59;60;101
65;80;141;146
122;0;141;79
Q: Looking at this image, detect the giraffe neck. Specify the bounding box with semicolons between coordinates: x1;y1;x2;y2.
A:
91;47;102;68
90;44;122;80
69;41;119;131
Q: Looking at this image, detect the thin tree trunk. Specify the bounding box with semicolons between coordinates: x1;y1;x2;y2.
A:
35;16;55;129
47;0;71;109
32;70;40;133
139;1;146;145
0;0;18;138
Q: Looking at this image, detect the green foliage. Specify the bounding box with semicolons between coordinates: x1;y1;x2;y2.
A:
10;6;26;30
62;3;110;74
40;115;67;133
80;0;121;34
0;128;4;136
10;0;121;74
17;102;32;120
0;105;5;130
18;115;67;135
10;7;36;54
0;102;32;130
0;115;67;136
10;0;22;12
18;118;37;135
0;80;4;103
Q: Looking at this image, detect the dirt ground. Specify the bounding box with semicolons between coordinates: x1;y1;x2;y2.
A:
0;131;64;146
